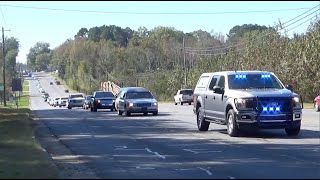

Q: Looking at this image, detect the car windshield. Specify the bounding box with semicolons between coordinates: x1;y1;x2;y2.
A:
228;73;283;89
180;90;193;95
95;92;114;98
70;94;83;98
61;98;68;100
126;91;154;99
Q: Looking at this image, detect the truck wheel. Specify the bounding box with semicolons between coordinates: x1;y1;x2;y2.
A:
285;123;300;136
226;109;239;137
188;102;191;105
197;106;210;131
175;102;177;105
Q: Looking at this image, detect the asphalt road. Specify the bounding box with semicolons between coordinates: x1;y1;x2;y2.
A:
28;72;320;179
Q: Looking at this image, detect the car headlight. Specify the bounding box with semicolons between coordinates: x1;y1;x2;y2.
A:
235;98;255;111
153;102;158;106
129;103;134;107
113;100;115;103
97;100;101;103
292;96;302;109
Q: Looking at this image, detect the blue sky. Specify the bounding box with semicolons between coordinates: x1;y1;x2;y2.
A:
0;1;318;63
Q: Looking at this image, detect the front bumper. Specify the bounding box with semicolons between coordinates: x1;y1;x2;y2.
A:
236;110;302;129
69;103;83;107
96;103;115;109
127;106;158;113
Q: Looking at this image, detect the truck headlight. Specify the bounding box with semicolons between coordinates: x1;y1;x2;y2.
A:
129;103;134;107
292;96;302;109
235;98;255;111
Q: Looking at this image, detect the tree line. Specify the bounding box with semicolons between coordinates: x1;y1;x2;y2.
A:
26;21;320;102
0;37;20;97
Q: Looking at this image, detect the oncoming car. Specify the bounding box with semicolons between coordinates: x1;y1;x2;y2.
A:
116;87;158;116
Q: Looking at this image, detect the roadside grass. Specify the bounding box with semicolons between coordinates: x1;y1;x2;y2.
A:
0;80;59;179
303;102;314;109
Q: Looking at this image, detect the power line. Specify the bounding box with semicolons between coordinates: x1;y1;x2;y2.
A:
282;4;318;25
0;5;7;29
185;13;317;58
184;5;319;53
286;14;318;32
0;4;316;15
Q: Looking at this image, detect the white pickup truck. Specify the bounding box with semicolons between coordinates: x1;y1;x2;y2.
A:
174;89;194;105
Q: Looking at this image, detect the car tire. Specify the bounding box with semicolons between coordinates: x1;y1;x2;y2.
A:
226;109;239;137
111;109;114;112
197;106;210;131
180;101;183;105
93;106;97;112
67;106;71;109
153;111;158;116
90;107;93;112
144;112;148;116
125;110;131;116
188;102;191;105
175;102;177;105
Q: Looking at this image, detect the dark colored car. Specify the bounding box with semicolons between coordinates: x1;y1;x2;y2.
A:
83;95;93;109
91;91;115;112
115;87;158;116
65;89;69;93
56;81;61;85
50;82;53;85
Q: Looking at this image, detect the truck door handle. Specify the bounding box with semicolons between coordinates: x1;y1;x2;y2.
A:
205;95;208;99
213;96;215;99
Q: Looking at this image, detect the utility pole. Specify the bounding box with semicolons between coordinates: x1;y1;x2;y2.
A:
183;37;187;88
2;27;6;106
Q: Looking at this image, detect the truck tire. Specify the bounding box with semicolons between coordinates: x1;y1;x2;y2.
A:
226;109;239;137
285;122;300;136
197;106;210;131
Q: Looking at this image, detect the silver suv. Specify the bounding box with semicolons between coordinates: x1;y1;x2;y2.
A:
193;71;303;137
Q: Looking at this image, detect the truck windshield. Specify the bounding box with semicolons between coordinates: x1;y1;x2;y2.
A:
228;73;283;89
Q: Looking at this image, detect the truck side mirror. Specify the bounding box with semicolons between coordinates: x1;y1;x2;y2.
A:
286;84;293;91
213;86;224;94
